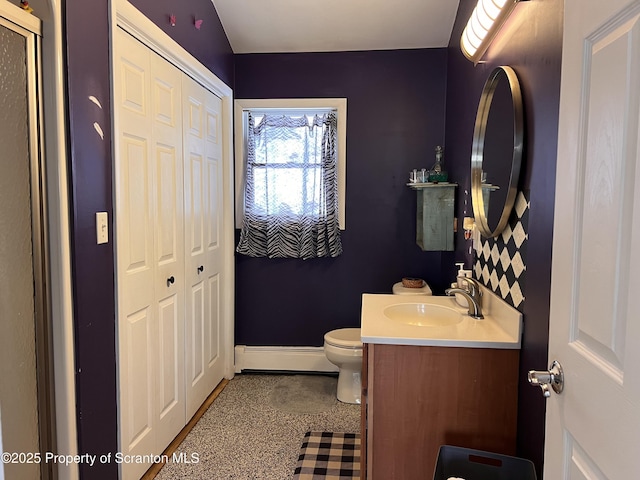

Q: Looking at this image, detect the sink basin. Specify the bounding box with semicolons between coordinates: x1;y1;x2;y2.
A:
383;303;463;327
361;292;522;347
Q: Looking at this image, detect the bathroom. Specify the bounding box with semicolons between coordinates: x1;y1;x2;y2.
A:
232;1;560;476
3;0;568;478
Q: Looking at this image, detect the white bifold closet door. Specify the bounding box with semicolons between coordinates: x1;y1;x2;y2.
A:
114;28;224;480
115;29;186;479
182;75;225;420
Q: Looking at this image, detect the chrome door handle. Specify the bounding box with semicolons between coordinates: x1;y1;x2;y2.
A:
528;360;564;398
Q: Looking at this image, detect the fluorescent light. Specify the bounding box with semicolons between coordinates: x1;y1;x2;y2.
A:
460;0;522;64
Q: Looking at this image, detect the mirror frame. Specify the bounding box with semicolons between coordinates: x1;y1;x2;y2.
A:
471;66;524;238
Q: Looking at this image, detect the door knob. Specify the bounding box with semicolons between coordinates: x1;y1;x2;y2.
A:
197;265;204;274
528;360;564;398
167;275;175;287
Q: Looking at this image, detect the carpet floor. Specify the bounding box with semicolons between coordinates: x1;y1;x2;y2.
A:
155;374;360;480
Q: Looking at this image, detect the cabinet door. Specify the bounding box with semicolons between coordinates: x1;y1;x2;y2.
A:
367;344;518;480
114;29;186;480
183;76;225;419
416;185;455;251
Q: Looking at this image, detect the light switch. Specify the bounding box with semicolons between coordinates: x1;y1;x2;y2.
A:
96;212;108;244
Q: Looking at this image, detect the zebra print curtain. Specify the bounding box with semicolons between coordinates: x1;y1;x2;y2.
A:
236;112;343;259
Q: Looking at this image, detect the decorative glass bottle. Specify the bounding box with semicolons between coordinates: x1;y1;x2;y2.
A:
428;145;448;183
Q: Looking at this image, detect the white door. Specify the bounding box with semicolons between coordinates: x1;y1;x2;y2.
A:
543;0;640;477
149;49;186;452
183;75;225;419
114;28;185;479
149;52;186;451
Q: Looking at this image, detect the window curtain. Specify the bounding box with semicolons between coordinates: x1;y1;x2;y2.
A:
236;112;343;259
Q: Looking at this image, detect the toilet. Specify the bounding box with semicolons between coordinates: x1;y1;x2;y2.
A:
324;281;432;404
324;328;363;404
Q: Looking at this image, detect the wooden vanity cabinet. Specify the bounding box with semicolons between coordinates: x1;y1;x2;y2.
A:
360;343;519;480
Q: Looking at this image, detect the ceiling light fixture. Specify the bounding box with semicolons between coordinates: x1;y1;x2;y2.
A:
460;0;523;64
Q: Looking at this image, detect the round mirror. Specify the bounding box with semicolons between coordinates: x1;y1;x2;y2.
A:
471;66;524;238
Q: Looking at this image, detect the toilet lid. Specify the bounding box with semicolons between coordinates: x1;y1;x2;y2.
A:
324;328;362;348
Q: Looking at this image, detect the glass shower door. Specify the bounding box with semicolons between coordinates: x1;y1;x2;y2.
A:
0;12;48;480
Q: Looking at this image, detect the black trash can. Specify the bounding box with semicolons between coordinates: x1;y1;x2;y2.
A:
433;445;537;480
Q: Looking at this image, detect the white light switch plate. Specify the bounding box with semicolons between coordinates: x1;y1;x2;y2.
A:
96;212;108;244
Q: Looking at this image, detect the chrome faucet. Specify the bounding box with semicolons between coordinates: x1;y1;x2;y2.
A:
445;276;484;319
445;288;484;319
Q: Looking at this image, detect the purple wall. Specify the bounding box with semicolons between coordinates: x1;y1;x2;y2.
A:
445;0;563;476
234;49;449;346
65;1;117;477
129;0;234;87
64;1;233;478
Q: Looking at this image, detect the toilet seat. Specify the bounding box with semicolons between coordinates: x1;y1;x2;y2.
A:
324;328;362;349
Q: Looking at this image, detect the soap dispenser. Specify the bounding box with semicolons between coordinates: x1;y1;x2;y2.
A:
454;263;470;287
453;263;473;307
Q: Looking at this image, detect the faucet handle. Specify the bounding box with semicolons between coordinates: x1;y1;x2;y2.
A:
445;288;484;319
457;275;476;293
468;278;482;297
457;276;482;305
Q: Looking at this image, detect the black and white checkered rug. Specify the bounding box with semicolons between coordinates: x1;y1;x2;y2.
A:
293;431;361;480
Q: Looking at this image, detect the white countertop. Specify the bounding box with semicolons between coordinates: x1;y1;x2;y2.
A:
360;288;522;349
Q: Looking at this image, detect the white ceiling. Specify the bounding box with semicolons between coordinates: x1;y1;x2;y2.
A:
211;0;460;54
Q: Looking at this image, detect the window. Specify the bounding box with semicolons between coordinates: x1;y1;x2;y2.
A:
234;99;346;259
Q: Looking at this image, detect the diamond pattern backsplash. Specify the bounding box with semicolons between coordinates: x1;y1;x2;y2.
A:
474;191;529;310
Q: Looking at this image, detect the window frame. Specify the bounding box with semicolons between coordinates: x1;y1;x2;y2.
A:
234;98;347;229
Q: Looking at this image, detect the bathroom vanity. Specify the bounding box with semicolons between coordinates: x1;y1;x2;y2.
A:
359;291;522;480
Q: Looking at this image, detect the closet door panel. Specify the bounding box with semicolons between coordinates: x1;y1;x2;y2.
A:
114;30;157;479
118;135;157;461
155;145;180;265
183;76;211;417
150;51;186;449
183;78;225;416
124;307;153;448
207;273;220;368
115;29;190;479
189;281;206;382
204;92;225;389
205;109;220;249
186;153;205;255
158;294;180;416
205;159;220;375
121;136;152;282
